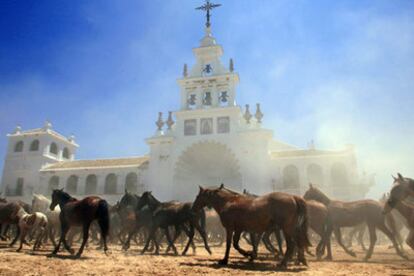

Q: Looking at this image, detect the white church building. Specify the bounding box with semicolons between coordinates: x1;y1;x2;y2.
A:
0;5;374;204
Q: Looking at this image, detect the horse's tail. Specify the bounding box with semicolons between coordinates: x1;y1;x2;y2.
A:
294;197;311;249
97;199;110;252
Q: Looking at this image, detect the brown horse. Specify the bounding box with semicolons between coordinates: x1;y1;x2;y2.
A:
192;185;310;269
49;189;109;258
0;201;22;246
384;180;414;250
303;184;407;261
305;199;331;259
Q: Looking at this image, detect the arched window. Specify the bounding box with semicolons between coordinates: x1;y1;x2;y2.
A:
283;165;300;190
125;173;138;194
62;147;70;159
105;174;117;194
331;162;349;187
30;140;39;151
14;141;24;152
16;178;24;196
50;142;58;155
85;174;97;195
48;176;60;196
307;164;324;186
331;162;349;199
66;175;78;195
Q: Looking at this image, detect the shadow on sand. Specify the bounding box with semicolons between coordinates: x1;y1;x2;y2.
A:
180;258;307;273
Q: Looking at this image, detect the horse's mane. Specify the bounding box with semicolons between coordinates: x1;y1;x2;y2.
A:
309;186;331;203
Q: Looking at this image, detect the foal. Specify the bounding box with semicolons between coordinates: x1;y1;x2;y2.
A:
16;208;48;252
49;189;109;257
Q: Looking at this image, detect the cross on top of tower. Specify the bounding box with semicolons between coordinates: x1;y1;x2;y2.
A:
196;0;221;28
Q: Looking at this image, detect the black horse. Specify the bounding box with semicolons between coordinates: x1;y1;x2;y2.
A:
137;191;211;255
49;189;109;257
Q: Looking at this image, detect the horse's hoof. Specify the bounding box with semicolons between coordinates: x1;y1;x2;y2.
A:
349;251;357;257
75;253;81;259
323;256;332;261
276;263;287;270
218;259;228;266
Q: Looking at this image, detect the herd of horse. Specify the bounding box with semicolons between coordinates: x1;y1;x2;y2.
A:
0;173;413;270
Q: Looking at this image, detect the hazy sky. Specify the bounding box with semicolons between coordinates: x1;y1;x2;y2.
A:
1;0;413;198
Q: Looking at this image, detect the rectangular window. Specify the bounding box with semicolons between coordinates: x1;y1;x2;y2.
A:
200;118;213;135
184;119;197;136
217;117;230;133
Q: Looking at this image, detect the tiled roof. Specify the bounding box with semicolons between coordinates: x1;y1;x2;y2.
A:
41;156;149;171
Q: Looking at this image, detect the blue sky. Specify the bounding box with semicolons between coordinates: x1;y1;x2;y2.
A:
0;0;413;198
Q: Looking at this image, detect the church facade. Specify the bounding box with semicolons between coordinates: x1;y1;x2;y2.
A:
0;13;374;204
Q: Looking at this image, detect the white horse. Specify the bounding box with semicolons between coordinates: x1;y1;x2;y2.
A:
32;194;61;246
16;208;48;252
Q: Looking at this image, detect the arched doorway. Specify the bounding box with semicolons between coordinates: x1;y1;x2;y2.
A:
173;142;242;201
283;165;300;191
66;175;78;195
307;163;324;186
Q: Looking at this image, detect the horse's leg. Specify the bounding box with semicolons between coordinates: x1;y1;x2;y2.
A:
277;231;294;269
333;227;356;257
251;232;260;260
52;224;68;255
363;224;377;261
406;230;414;250
376;221;408;260
9;224;20;247
164;227;178;255
263;231;277;255
166;225;181;254
75;223;90;258
141;227;156;255
232;230;253;259
357;226;367;252
48;225;57;248
182;224;195;256
194;220;212;255
218;228;233;265
16;228;26;252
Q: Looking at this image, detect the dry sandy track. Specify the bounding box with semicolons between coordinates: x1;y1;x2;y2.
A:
0;242;413;275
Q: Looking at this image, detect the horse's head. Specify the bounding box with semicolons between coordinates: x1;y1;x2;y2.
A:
50;188;65;210
119;190;138;210
192;186;212;212
192;185;230;212
303;183;330;205
137;191;154;210
384;184;408;213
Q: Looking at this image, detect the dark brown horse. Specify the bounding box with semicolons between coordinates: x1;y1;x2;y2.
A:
137;191;211;256
303;184;407;261
192;185;310;269
0;201;22;246
384;179;414;250
49;189;109;257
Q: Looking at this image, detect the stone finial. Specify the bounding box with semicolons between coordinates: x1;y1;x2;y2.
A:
14;125;22;134
156;112;164;131
43;120;52;131
68;135;76;142
183;63;188;77
229;58;234;72
255;103;263;123
244;104;252;124
166;111;175;130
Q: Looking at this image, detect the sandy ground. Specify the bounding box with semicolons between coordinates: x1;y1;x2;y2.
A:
0;240;413;276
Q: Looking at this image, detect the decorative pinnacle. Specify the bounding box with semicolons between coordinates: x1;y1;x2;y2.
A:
156;112;164;131
196;1;221;28
244;104;252;124
166;111;175;130
255;103;263;123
